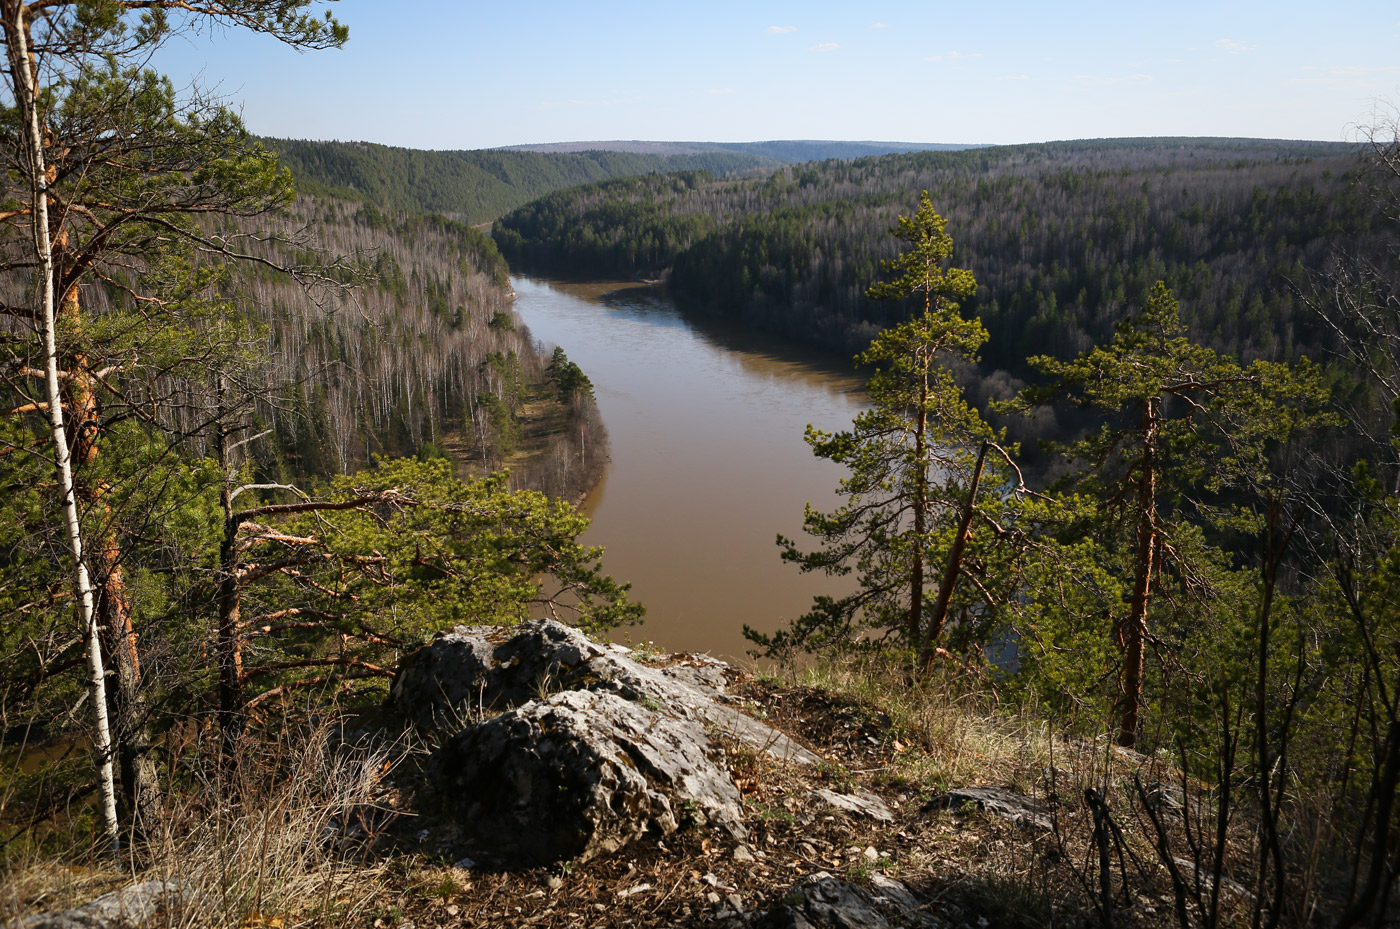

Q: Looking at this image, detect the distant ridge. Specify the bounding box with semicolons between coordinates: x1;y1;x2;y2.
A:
267;136;1350;226
497;140;985;162
263;137;777;223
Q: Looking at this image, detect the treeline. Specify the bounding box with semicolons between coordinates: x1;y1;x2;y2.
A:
264;137;775;223
207;196;605;500
502;138;981;161
490;171;723;278
492;138;1373;380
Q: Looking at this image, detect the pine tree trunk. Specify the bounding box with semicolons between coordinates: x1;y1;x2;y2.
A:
1119;398;1159;748
63;288;160;833
920;441;990;667
3;0;120;848
215;413;246;759
906;349;928;645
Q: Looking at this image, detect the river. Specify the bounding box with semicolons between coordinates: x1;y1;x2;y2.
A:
511;276;867;663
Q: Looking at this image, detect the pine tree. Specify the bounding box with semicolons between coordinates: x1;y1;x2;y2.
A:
1008;281;1326;746
756;193;1007;658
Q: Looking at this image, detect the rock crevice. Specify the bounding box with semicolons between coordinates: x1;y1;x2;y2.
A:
392;620;813;866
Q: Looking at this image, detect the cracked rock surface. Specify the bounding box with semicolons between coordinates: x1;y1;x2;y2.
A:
14;880;185;929
398;621;828;866
392;619;821;765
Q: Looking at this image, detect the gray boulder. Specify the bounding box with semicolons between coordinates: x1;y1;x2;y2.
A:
923;785;1051;830
426;689;746;866
392;619;821;765
742;872;944;929
11;880;184;929
808;788;895;823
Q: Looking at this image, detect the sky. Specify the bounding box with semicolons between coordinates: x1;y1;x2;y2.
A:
149;0;1400;150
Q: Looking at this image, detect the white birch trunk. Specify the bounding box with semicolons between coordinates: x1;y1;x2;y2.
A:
6;0;121;849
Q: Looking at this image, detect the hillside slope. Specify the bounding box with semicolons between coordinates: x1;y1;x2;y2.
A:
493;137;1369;373
264;138;777;223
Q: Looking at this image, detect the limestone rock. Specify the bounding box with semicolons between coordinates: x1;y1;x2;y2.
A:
391;619;821;765
923;785;1051;830
742;872;943;928
426;689;745;866
808;788;895;822
13;880;184;929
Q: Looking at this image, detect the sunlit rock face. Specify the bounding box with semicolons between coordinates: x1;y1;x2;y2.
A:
393;619;827;866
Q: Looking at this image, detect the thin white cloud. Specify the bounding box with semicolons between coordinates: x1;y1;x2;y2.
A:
1070;73;1154;86
707;87;735;96
1214;38;1257;54
924;50;982;62
872;21;888;28
767;25;797;34
809;42;840;52
1290;64;1400;87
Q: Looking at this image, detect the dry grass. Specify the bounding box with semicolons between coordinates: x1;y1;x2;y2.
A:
3;656;1287;929
2;720;400;928
762;652;1268;928
778;652;1051;793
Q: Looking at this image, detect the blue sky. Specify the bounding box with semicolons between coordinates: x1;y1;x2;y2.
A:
151;0;1400;149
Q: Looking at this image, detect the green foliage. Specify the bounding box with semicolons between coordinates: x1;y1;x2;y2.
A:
284;458;642;637
475;392;519;462
1003;282;1331;743
863;192;977;311
493;172;721;277
545;347;593;408
755;197;999;656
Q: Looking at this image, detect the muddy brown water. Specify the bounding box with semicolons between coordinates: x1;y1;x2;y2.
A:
511;277;867;663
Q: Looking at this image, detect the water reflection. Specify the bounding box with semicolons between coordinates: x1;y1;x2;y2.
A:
510;276;867;662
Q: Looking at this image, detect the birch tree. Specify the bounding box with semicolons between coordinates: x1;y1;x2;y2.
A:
0;0;345;846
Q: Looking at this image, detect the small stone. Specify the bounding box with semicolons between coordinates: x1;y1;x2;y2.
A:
547;876;564;891
733;845;755;862
863;846;880;862
703;873;720;887
454;856;476;869
445;904;460;916
707;892;722;905
726;893;744;912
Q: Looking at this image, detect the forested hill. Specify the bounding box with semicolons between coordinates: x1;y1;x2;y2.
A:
263;138;777;223
499;139;983;161
216;195;603;500
491;137;1372;379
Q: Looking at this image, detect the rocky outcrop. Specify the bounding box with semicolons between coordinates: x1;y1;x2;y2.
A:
395;620;821;867
391;619;821;764
427;689;745;866
11;880;184;929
